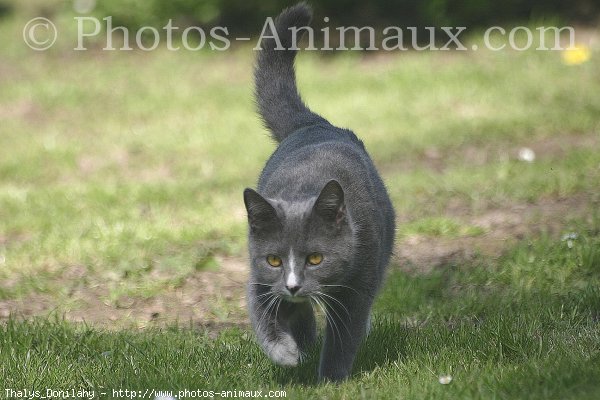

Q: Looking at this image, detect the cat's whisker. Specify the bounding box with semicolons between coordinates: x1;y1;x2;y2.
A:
255;291;276;300
310;295;332;341
321;284;360;295
318;296;352;340
255;295;271;334
274;296;283;330
248;282;275;287
256;292;275;307
256;294;278;334
316;291;350;317
319;299;338;347
316;292;351;340
316;294;344;347
263;298;278;330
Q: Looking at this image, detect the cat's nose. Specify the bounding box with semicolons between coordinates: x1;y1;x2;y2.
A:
286;284;301;295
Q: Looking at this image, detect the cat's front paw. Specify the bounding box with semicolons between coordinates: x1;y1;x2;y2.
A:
318;364;351;382
266;334;299;367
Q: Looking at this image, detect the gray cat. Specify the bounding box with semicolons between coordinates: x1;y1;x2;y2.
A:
243;3;395;382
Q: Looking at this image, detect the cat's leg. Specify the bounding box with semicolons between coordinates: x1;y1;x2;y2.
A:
318;293;373;381
248;290;316;367
269;301;317;365
285;300;318;354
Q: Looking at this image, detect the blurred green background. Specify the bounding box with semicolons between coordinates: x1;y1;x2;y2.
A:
1;0;600;35
0;0;598;325
1;0;600;397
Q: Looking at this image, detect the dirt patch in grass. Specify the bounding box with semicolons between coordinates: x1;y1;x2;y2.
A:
1;128;597;328
0;99;41;121
396;193;597;274
380;131;599;174
0;255;250;330
1;191;597;329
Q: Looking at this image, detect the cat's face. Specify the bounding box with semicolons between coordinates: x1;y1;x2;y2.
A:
244;180;354;303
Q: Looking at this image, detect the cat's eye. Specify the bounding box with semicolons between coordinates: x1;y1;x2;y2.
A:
266;255;282;267
307;253;323;265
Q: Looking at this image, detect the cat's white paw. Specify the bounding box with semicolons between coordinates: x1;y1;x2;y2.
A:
267;334;299;367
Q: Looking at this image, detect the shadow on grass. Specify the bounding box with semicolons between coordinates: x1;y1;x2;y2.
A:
2;225;598;394
271;318;410;386
270;226;600;387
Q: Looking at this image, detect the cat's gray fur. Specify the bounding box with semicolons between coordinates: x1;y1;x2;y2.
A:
244;2;395;382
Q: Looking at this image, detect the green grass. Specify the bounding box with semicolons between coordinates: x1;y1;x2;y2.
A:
399;217;485;238
1;10;600;399
2;227;599;399
2;17;599;301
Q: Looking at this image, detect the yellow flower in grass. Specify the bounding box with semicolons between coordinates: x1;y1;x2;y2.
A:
562;44;591;65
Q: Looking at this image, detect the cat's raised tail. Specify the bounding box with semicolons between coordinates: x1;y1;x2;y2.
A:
254;2;327;143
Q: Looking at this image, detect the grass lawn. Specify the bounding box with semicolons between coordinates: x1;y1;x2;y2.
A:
1;12;600;399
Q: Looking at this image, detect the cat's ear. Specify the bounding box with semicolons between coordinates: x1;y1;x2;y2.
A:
243;188;279;232
313;180;346;225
